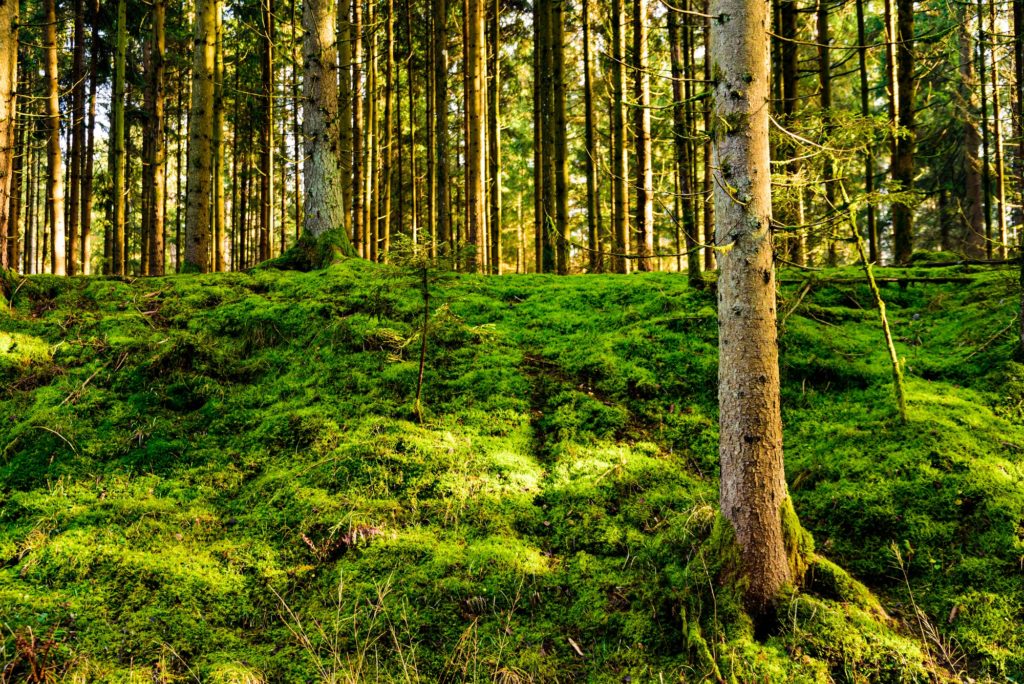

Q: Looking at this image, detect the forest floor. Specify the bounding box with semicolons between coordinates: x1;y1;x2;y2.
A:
1;258;1023;682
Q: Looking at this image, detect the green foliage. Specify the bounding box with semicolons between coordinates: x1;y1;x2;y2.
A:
0;263;1020;681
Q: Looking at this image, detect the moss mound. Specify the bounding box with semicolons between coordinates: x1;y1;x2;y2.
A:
0;262;1020;681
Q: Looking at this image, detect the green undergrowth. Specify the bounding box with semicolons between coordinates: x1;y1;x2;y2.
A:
0;260;1021;681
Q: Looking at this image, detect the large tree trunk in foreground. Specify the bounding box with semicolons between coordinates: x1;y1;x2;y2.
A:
302;0;354;250
711;0;793;614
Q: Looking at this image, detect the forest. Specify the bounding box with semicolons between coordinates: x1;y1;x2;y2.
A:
1;0;1024;680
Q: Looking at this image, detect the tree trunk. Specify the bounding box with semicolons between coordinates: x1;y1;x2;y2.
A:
44;0;66;275
382;0;395;260
303;0;355;249
339;0;353;225
68;0;85;275
260;0;275;262
292;0;303;240
891;0;914;263
989;0;1007;259
352;0;364;254
669;1;702;287
856;0;878;263
551;0;569;274
1014;0;1024;354
147;0;167;275
213;5;226;270
532;2;544;272
433;0;451;250
611;0;629;273
779;0;804;265
487;0;501;273
960;13;986;258
582;0;600;273
0;0;17;269
465;0;487;271
712;0;794;615
703;0;715;271
817;0;837;265
185;0;216;272
633;0;653;272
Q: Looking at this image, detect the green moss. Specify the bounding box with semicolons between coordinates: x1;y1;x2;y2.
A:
0;263;1019;681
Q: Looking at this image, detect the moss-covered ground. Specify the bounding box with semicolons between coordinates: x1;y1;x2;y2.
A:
1;260;1022;682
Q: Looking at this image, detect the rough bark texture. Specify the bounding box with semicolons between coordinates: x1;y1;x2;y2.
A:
611;0;629;274
711;0;793;614
0;0;17;270
466;0;487;271
185;0;216;272
44;0;66;275
633;0;654;272
302;0;354;249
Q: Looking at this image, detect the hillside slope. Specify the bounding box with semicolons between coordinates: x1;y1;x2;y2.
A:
1;261;1022;682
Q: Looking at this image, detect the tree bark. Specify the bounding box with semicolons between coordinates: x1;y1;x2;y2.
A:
466;0;488;271
959;13;985;258
147;0;167;275
68;0;85;275
633;0;653;271
712;0;793;614
185;0;216;272
856;0;878;263
260;0;275;262
669;1;702;286
302;0;355;250
582;0;601;272
0;0;17;270
213;5;226;270
44;0;66;275
487;0;501;273
611;0;629;273
433;0;451;250
891;0;914;263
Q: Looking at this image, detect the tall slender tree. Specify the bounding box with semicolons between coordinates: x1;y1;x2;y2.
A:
0;0;17;269
466;0;488;271
147;0;167;275
44;0;66;275
634;0;654;271
185;0;217;272
611;0;629;273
